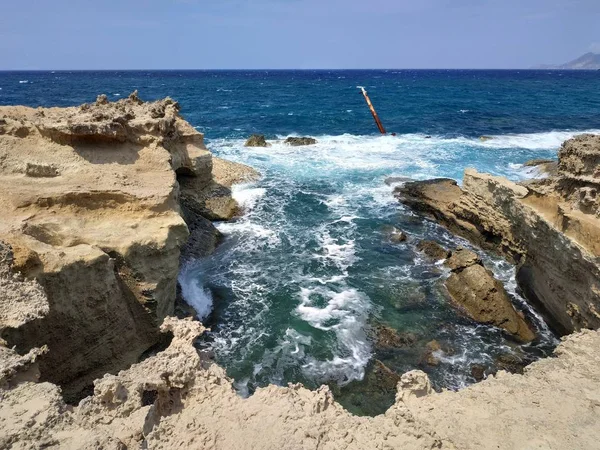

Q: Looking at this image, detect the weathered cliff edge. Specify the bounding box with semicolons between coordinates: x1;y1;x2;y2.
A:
2;314;599;449
2;99;600;449
396;134;600;335
0;93;257;400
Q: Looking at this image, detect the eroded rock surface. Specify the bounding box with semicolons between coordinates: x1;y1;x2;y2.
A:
284;136;317;146
1;316;599;449
396;134;600;334
444;248;535;342
0;94;256;399
244;134;268;147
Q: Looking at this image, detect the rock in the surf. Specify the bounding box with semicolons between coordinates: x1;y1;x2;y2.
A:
444;248;536;342
523;158;558;177
372;324;416;351
245;134;268;147
421;340;443;366
416;240;450;260
382;225;407;243
284;136;317;146
494;352;528;374
470;364;486;381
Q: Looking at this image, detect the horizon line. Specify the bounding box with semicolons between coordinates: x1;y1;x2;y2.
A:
0;68;596;72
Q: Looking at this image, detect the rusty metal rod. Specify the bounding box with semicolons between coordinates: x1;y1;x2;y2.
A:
359;86;386;134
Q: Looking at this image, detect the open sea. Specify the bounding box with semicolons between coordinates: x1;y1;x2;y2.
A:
2;70;599;415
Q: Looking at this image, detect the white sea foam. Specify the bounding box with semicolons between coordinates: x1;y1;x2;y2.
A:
19;80;28;84
296;286;371;384
196;128;573;392
178;262;213;320
211;130;595;188
231;183;266;211
217;221;279;245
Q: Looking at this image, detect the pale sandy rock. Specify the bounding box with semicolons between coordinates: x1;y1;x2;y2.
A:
0;94;257;400
444;248;536;342
179;157;259;221
1;317;599;449
0;241;48;330
395;135;600;334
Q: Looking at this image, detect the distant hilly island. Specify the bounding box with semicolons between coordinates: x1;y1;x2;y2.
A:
534;52;600;70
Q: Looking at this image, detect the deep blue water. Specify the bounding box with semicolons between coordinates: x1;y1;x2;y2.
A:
3;70;599;415
1;70;599;138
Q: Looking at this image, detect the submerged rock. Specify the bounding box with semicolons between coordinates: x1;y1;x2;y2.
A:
416;240;450;260
422;340;442;366
444;248;536;342
332;359;402;416
470;364;486;381
382;225;407;243
384;176;413;186
372;324;417;351
284;136;317;146
245;134;268;147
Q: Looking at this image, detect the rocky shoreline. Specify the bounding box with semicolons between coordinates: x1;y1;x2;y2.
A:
0;92;257;402
395;134;600;335
1;95;599;449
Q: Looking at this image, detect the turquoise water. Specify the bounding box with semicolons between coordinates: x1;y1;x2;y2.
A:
3;70;599;415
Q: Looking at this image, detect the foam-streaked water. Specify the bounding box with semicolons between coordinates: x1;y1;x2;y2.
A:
185;131;580;409
2;69;598;415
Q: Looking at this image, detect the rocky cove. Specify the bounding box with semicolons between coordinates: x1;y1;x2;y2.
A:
1;94;600;449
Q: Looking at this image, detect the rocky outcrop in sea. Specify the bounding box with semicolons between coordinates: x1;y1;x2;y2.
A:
395;134;600;336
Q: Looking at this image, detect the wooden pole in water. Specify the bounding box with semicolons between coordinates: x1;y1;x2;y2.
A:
359;87;386;134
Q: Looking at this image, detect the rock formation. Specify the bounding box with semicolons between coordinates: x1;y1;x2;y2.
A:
0;93;256;400
285;136;317;146
2;314;599;449
523;158;557;177
244;134;268;147
396;134;600;335
416;240;450;260
444;248;535;342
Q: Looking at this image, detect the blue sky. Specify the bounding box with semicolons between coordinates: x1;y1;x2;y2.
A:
1;0;599;69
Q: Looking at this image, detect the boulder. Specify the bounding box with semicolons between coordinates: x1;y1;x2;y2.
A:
284;136;317;146
372;324;416;351
470;364;486;381
416;240;450;260
382;225;407;243
422;340;443;366
245;134;268;147
495;352;528;374
444;248;536;342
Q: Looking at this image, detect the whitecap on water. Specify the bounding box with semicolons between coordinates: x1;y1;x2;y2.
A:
231;183;266;211
296;286;371;384
178;261;213;320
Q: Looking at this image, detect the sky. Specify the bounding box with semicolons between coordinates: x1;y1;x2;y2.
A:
1;0;599;70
